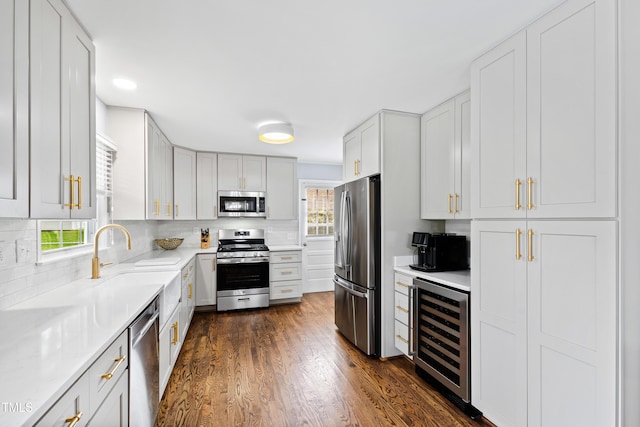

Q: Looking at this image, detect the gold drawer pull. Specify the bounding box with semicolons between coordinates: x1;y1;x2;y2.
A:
281;256;292;260
396;281;409;288
281;271;293;275
528;229;534;261
155;199;160;216
281;289;293;293
515;228;522;260
167;203;172;217
395;305;409;314
527;177;534;210
172;322;179;345
515;179;522;210
454;193;459;213
101;355;126;380
65;411;83;427
396;335;409;344
447;194;453;214
189;283;193;299
77;176;82;209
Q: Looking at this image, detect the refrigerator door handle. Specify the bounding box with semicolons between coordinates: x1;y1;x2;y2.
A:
333;277;368;299
343;190;352;275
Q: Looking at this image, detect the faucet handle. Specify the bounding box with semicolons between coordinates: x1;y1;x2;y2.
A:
100;262;113;268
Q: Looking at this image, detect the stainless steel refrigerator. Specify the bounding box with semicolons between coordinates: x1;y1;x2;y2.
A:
333;175;381;356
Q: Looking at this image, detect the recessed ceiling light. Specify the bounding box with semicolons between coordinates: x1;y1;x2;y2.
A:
112;78;137;90
258;122;294;144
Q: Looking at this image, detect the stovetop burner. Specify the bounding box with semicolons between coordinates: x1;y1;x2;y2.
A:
217;229;269;258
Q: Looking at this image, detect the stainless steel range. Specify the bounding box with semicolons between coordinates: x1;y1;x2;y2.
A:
216;229;270;311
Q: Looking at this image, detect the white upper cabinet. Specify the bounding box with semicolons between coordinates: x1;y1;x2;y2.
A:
173;147;196;220
266;157;298;220
471;0;616;219
421;90;470;219
525;0;616;218
30;0;96;219
108;108;173;220
471;31;527;219
0;0;29;218
343;114;380;182
218;154;266;191
196;152;218;219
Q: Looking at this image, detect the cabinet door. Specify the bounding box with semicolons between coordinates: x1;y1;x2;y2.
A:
421;99;455;219
88;370;128;427
196;152;218;219
243;155;266;191
471;220;528;427
196;254;217;306
0;0;28;217
35;373;90;427
526;0;616;218
471;31;527;219
266;157;298;219
146;117;163;219
173;147;196;220
454;91;471;219
68;16;96;219
162;135;173;219
159;308;180;398
217;153;243;190
526;220;616;427
30;0;70;219
358;114;380;178
343;131;360;182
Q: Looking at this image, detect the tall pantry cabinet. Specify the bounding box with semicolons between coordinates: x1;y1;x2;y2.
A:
0;0;29;218
30;0;96;219
470;0;617;426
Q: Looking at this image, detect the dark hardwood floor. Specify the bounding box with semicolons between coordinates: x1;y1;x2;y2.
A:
156;292;494;427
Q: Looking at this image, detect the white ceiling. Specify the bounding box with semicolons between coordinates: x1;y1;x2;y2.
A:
65;0;563;164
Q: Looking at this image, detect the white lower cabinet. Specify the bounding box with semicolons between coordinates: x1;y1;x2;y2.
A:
393;272;413;358
159;306;181;399
36;330;129;427
196;254;217;307
180;258;196;341
471;220;617;427
270;251;302;301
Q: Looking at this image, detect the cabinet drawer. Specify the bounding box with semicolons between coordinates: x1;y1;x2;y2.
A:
270;262;302;281
88;330;128;412
35;372;90;427
394;272;413;295
270;251;302;264
394;320;412;357
394;291;410;325
181;257;195;284
270;280;302;299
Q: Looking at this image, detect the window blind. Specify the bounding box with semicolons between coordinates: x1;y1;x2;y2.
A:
96;133;117;196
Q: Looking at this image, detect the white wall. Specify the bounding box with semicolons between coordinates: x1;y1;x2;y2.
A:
297;162;342;181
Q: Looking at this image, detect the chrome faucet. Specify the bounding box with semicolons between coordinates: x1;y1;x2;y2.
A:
92;224;132;279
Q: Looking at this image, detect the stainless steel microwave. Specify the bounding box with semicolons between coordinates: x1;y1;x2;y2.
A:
218;191;266;217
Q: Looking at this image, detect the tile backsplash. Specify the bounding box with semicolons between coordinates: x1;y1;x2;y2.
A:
0;218;298;309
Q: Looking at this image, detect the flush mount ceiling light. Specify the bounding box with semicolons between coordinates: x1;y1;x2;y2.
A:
258;122;294;144
112;77;137;90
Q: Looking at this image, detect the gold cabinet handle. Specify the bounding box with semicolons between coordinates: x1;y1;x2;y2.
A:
515;179;522;210
212;258;216;271
77;176;82;209
396;281;409;288
155;199;160;216
396;335;409;344
172;322;179;345
214;205;217;217
447;194;453;214
281;256;292;260
515;228;522;260
189;283;193;299
528;229;534;261
65;411;83;427
101;355;126;380
281;288;293;293
65;175;76;209
175;204;179;217
454;193;459;213
527;177;534;210
167;203;172;217
395;305;409;314
354;160;357;176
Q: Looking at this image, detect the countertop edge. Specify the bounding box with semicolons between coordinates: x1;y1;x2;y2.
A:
393;266;471;292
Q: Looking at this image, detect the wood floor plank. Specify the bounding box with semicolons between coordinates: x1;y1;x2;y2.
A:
156;292;494;427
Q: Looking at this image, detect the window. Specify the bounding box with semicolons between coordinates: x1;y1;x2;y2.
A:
306;188;334;237
37;133;116;258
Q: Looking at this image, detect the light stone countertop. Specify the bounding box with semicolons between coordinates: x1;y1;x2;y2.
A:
0;269;180;426
394;266;471;292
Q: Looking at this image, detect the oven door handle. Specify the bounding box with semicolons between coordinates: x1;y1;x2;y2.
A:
217;257;269;264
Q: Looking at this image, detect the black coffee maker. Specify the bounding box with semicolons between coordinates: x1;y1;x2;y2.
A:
410;232;468;272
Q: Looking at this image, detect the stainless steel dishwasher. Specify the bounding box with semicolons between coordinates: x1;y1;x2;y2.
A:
129;296;160;427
